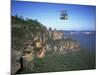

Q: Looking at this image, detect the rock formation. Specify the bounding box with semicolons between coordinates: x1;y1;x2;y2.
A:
11;15;81;74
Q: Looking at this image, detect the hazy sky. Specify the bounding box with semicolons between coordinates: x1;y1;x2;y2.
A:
12;1;96;30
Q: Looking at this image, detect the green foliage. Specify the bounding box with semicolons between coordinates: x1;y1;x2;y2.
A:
20;50;95;74
32;51;95;73
12;15;47;50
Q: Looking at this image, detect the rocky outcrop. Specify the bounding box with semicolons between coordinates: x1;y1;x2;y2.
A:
48;29;64;40
11;15;48;74
52;31;64;40
46;38;80;54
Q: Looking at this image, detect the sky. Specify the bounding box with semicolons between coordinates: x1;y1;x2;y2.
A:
11;1;96;31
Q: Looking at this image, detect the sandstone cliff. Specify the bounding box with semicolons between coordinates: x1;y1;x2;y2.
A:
11;15;81;74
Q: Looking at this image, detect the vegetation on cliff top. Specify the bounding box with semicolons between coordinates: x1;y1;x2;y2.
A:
12;15;47;50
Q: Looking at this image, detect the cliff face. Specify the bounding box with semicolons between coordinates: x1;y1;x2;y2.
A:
47;29;80;54
46;38;80;55
11;15;48;73
48;30;64;40
11;15;81;74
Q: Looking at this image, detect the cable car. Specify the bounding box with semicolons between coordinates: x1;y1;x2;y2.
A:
60;10;68;20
